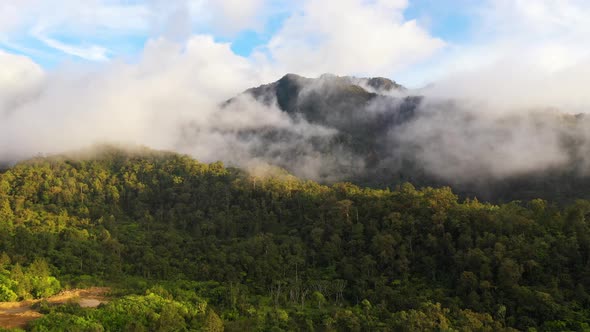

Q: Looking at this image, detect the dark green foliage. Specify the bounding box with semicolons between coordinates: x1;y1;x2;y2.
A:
0;258;60;301
1;146;590;330
29;313;103;332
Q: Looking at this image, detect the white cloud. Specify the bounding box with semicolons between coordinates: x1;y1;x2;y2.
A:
205;0;269;34
35;35;109;61
0;51;43;83
483;0;590;69
2;0;590;183
0;0;151;61
0;50;44;112
0;35;348;181
0;0;287;62
394;0;590;89
0;35;270;160
265;0;444;77
481;0;590;36
0;5;19;35
0;0;444;76
0;0;151;36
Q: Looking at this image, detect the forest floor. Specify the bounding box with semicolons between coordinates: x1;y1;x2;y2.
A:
0;287;110;329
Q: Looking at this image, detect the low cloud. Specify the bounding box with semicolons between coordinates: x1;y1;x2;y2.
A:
0;37;350;181
2;1;590;187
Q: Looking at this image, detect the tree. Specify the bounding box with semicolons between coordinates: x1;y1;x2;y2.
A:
203;309;224;332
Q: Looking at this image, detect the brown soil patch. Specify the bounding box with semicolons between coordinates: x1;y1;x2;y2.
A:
0;287;110;329
0;310;42;329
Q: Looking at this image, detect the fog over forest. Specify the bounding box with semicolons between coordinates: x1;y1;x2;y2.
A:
2;45;590;188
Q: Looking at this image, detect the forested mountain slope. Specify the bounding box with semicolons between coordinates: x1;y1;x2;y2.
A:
222;74;590;203
1;146;590;330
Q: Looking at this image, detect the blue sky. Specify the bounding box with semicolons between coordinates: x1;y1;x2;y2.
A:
225;0;474;57
1;0;590;87
0;1;473;74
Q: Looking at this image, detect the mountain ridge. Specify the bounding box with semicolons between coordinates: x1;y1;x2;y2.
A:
220;73;590;203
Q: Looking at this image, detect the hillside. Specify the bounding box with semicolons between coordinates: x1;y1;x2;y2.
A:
1;146;590;330
222;74;590;203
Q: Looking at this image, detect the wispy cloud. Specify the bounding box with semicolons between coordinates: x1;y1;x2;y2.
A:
0;0;150;62
34;34;109;61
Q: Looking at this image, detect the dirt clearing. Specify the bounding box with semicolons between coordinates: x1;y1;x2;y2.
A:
0;287;110;329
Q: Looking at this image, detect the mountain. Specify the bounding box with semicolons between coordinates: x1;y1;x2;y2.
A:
223;73;590;203
223;73;423;184
243;73;414;131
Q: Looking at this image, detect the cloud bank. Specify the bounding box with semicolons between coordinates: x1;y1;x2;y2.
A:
1;0;590;187
265;0;444;76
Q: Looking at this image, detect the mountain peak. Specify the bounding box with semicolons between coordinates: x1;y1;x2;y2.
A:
255;73;405;98
366;77;404;92
279;73;307;83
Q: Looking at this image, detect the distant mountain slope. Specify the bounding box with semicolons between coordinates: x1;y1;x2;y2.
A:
222;74;590;202
223;74;422;180
243;73;414;131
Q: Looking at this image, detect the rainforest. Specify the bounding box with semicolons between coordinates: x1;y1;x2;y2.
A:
3;1;590;331
0;146;589;331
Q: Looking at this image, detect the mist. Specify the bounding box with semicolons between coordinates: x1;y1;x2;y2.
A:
0;39;355;181
2;36;590;187
397;59;590;183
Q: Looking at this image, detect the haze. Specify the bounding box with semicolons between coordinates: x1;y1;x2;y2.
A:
1;0;590;183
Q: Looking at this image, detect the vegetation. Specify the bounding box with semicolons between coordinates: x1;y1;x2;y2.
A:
242;74;590;204
1;145;590;330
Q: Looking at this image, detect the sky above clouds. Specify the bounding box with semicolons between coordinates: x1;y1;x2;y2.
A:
0;0;587;87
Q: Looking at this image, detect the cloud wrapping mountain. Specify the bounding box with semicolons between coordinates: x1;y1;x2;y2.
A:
2;1;590;201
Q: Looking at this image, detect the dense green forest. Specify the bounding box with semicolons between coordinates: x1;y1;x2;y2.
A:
1;145;590;331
